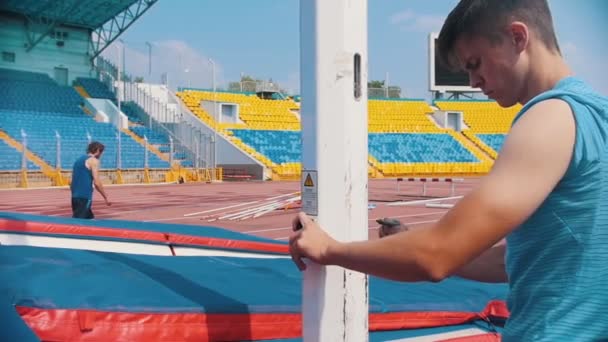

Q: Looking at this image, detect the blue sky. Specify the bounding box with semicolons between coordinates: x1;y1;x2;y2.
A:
104;0;608;99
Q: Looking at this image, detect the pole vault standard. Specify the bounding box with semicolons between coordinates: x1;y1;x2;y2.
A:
300;0;369;341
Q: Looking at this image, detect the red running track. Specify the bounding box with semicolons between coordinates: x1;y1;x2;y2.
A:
0;178;479;241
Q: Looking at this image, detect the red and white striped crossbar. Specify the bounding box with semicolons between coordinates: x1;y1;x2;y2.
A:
396;178;464;196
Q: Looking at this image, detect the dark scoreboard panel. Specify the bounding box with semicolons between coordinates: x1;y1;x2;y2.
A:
429;33;480;92
434;47;470;86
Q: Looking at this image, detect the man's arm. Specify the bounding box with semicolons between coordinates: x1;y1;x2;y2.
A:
88;158;110;205
290;99;575;282
377;220;507;283
453;243;507;283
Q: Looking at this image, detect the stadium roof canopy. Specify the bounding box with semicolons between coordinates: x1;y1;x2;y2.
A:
0;0;158;59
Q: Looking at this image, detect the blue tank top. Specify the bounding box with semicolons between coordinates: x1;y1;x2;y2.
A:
71;155;94;200
504;77;608;341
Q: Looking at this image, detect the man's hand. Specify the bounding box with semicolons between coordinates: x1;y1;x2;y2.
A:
376;218;409;238
289;212;341;271
104;198;112;206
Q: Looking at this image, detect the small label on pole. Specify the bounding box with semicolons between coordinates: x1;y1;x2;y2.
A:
301;170;318;216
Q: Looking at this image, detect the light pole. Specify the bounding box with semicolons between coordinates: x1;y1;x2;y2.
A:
116;41;122;114
208;58;217;170
118;39;126;104
145;41;152;76
184;68;190;88
208;58;216;107
146;41;153;125
385;71;389;98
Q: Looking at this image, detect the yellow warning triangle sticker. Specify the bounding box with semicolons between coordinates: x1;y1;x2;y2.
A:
304;173;314;187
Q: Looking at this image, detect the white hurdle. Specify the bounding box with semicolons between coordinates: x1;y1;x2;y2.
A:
388;195;463;207
396;177;464;196
425;203;455;209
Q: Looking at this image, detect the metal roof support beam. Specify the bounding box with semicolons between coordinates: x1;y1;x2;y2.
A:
90;0;158;61
25;18;60;52
23;0;83;53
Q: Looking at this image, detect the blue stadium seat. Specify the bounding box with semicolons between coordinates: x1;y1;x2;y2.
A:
230;129;301;164
120;102;145;124
476;134;506;152
0;68;54;84
123;102;194;167
74;77;117;103
230;130;480;165
0;139;39;171
0;69;169;170
0;111;170;170
130;126;169;145
0;68;85;115
368;133;478;163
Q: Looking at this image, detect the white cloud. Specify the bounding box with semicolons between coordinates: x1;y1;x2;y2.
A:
101;39;222;91
390;9;445;33
411;15;445;33
561;40;608;94
389;10;414;25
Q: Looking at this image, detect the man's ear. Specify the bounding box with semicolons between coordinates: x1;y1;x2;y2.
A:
508;21;529;54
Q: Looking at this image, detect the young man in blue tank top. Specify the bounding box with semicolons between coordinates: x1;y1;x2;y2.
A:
289;0;608;340
71;141;111;219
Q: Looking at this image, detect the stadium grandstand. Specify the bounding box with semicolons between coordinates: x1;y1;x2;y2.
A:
0;0;517;187
0;0;222;189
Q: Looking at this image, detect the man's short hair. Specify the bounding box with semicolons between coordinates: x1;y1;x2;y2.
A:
87;141;105;154
437;0;561;70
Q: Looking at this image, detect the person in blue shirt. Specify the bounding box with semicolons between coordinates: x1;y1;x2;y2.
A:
289;0;608;340
70;141;111;219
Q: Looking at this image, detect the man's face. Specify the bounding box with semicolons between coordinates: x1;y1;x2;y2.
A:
93;150;103;159
453;29;528;107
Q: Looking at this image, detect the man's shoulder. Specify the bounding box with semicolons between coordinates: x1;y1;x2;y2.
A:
85;156;99;169
510;98;573;135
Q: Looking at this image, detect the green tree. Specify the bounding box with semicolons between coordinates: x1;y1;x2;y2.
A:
368;80;385;88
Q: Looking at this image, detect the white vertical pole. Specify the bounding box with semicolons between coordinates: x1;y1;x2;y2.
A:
169;136;174;167
20;129;27;170
194;136;200;169
385;71;389;98
116;131;122;170
55;130;61;170
143;135;149;169
300;1;369;341
117;42;122;115
209;58;218;170
121;39;126;102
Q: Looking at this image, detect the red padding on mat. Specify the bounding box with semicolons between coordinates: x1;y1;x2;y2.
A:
0;219;288;255
17;307;301;342
167;234;288;254
439;333;502;341
17;301;508;342
370;300;508;331
480;300;509;320
0;219;167;243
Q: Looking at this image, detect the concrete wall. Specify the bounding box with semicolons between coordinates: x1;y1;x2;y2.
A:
0;13;94;85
